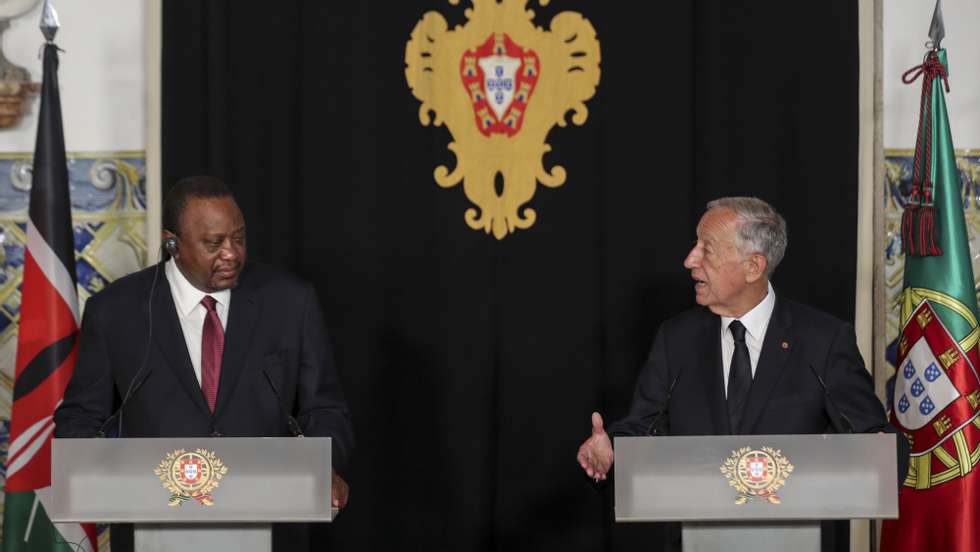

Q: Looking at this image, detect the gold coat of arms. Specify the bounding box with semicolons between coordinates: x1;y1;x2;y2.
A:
720;447;794;505
405;0;601;239
154;448;229;507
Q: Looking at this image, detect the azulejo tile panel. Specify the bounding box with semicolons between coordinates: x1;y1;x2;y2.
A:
883;150;980;374
0;152;145;548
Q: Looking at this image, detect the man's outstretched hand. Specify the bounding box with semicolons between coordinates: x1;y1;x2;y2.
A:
332;470;349;509
576;412;614;480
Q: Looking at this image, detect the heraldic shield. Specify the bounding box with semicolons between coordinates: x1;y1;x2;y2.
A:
405;0;601;239
154;449;229;507
893;296;980;488
720;446;793;505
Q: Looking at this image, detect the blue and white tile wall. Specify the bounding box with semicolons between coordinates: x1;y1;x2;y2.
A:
0;153;146;541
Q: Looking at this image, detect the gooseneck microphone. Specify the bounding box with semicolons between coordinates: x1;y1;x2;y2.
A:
97;366;153;438
646;372;681;436
262;368;304;437
97;249;166;438
810;364;855;434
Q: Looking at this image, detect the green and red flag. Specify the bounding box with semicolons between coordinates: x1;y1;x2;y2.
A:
881;45;980;552
2;7;96;551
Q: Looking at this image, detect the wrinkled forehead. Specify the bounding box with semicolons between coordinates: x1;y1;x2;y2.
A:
696;208;739;244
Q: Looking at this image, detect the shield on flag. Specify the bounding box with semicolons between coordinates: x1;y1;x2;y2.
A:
894;300;980;455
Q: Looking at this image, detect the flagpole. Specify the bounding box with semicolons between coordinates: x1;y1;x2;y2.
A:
1;2;97;551
40;0;58;42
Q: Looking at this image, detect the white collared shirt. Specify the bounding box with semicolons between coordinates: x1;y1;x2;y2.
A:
720;281;776;398
165;259;231;385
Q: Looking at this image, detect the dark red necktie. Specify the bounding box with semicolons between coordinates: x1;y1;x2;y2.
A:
201;296;224;412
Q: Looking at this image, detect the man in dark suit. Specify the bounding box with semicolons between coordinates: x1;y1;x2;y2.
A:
54;176;353;549
576;197;898;550
577;197;891;478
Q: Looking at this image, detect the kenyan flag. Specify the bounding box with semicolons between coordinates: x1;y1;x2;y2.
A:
1;37;96;552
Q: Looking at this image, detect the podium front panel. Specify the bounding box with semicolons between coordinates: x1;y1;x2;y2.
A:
48;437;332;523
614;433;898;522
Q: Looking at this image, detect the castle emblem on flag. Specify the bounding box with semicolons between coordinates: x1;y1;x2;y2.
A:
720;447;794;505
893;298;980;482
154;449;229;507
405;0;600;239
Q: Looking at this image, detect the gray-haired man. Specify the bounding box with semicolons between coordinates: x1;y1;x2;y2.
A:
577;197;895;480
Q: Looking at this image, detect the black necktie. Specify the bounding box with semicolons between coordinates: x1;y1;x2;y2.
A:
727;320;752;434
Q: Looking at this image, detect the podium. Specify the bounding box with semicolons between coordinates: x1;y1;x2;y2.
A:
46;437;333;552
614;434;899;552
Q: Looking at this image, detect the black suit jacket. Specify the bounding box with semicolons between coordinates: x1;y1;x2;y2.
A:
606;297;902;552
54;261;354;475
609;296;891;437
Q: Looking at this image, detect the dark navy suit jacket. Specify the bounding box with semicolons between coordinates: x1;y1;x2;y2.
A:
54;261;354;475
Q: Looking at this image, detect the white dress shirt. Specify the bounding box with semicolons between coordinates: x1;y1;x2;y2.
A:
165;259;231;385
720;281;776;398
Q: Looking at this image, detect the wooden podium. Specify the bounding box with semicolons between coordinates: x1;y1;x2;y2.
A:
46;437;332;552
614;434;899;552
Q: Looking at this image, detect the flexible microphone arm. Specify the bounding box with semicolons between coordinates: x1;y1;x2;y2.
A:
646;372;681;436
811;364;855;434
97;255;165;438
97;366;153;438
262;368;304;437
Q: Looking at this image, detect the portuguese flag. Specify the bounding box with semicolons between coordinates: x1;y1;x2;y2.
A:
881;49;980;551
2;42;96;552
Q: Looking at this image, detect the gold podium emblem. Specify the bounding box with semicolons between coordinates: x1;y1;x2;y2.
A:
720;447;794;505
154;449;229;507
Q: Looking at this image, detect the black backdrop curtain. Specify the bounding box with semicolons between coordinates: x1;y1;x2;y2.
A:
162;2;859;551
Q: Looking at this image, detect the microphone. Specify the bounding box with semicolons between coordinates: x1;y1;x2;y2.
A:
262;368;304;437
646;372;681;436
810;364;855;433
97;366;153;438
97;246;167;438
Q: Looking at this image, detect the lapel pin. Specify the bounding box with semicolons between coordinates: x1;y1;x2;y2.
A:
781;341;790;350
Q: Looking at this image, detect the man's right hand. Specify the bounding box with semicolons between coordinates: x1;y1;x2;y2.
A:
332;470;349;509
576;411;614;480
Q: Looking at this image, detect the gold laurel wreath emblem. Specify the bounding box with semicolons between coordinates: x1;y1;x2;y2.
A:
720;446;794;505
153;449;229;507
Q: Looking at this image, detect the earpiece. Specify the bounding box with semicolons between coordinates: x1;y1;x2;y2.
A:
163;236;178;254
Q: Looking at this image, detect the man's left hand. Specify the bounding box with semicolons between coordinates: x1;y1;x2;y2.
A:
332;470;349;509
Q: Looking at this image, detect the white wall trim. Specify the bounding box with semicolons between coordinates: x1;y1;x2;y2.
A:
145;0;162;265
854;0;883;551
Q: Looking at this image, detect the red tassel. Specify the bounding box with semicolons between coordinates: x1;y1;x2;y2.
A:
918;205;942;256
917;206;928;255
902;203;918;256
